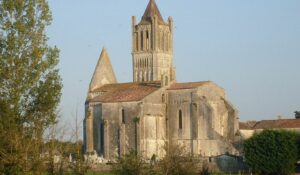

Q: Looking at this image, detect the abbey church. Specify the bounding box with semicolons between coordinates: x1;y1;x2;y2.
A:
84;0;239;159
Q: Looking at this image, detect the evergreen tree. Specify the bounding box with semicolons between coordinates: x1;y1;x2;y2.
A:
0;0;62;173
295;111;300;119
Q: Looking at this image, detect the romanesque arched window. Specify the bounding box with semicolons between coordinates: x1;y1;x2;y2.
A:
146;31;149;50
141;31;144;51
122;109;125;124
135;32;139;51
161;32;164;50
179;110;182;129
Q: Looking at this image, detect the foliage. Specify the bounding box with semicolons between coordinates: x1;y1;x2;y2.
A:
295;111;300;119
0;0;62;174
68;141;89;175
199;161;210;175
112;150;145;175
112;142;199;175
244;130;299;175
157;142;198;175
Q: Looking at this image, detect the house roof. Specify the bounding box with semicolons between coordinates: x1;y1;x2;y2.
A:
239;119;300;130
167;81;211;90
90;82;161;103
239;121;257;130
141;0;164;25
253;119;300;129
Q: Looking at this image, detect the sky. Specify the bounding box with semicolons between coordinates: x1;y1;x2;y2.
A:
47;0;300;125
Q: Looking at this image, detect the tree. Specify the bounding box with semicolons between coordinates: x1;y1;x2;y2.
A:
244;130;299;175
295;111;300;119
0;0;62;174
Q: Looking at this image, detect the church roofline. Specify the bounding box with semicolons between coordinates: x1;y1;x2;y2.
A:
89;81;162;103
167;81;213;90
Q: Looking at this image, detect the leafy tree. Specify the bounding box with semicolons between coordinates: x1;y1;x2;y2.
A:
0;0;62;174
244;130;299;175
295;111;300;119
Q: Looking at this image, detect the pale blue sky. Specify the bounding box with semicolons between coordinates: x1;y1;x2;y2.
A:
47;0;300;124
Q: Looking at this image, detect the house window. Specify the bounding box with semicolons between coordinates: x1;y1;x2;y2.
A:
179;110;182;129
122;109;125;124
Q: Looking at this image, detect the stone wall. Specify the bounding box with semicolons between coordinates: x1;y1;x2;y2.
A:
166;83;239;157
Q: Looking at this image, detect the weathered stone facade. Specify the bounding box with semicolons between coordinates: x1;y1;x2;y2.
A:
83;0;239;160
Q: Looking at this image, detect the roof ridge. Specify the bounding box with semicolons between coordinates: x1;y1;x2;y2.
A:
260;118;297;121
175;81;211;84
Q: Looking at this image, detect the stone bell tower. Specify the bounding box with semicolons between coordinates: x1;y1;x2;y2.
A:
132;0;175;85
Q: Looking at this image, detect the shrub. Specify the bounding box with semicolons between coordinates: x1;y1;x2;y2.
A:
158;142;198;175
244;129;299;175
112;150;145;175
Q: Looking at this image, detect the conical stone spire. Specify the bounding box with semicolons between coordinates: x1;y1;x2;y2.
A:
89;48;117;91
141;0;164;24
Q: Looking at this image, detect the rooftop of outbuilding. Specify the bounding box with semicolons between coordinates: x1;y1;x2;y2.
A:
239;119;300;130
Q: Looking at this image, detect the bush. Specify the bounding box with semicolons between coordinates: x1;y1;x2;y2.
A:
112;142;199;175
158;142;198;175
112;150;146;175
244;129;299;175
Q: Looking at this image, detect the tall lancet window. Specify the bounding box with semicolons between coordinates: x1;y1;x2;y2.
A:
122;109;125;124
146;31;149;50
135;33;138;51
141;31;144;51
166;33;169;51
161;32;164;50
179;110;183;129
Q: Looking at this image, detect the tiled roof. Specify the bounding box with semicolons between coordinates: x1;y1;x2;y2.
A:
167;81;211;90
239;119;300;130
253;119;300;129
90;82;161;103
141;0;164;25
239;121;257;130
